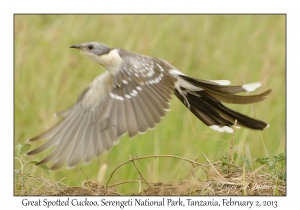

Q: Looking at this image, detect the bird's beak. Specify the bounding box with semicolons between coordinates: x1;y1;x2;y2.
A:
70;44;81;50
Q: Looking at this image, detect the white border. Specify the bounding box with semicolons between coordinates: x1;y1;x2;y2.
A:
2;0;297;209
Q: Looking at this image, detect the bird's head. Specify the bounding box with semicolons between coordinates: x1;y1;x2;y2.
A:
70;42;123;75
70;42;111;64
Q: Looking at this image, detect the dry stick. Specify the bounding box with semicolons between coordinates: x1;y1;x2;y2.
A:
184;166;197;180
107;180;157;188
229;119;237;161
202;153;229;183
138;176;142;194
25;175;50;195
248;164;266;179
182;158;197;180
16;172;65;195
241;75;269;158
68;186;98;196
105;154;209;189
129;155;150;188
259;131;269;157
80;167;88;181
242;163;247;196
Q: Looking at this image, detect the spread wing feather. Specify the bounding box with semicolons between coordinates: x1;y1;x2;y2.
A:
27;52;175;170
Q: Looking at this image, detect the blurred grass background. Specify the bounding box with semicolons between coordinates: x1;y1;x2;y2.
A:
14;15;285;194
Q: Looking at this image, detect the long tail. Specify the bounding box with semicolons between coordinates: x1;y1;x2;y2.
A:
174;74;272;133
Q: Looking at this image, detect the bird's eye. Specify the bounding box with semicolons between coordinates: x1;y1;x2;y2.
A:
88;45;93;50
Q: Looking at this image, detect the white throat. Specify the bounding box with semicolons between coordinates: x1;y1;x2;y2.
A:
83;48;123;76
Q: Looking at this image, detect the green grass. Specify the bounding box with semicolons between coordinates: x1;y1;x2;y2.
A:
14;14;285;194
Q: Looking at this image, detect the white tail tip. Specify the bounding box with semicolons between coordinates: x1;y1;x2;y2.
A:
210;80;231;85
209;125;233;133
242;82;261;92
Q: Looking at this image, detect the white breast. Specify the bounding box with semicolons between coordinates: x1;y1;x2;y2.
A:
81;71;113;109
98;49;123;76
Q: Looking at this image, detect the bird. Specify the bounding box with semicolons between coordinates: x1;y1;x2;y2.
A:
26;42;272;170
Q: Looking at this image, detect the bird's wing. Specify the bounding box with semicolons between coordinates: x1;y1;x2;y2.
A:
109;50;176;137
27;52;176;170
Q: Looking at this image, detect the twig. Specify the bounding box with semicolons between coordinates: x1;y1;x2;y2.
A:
202;153;229;183
138;176;142;193
107;180;157;188
242;163;247;195
129;155;150;188
106;154;209;189
248;164;266;179
241;75;269;158
229;119;237;161
259;131;269;157
184;166;197;180
80;167;88;181
15;172;66;195
67;186;98;196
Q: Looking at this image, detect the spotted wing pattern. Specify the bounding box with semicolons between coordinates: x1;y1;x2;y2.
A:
27;50;176;170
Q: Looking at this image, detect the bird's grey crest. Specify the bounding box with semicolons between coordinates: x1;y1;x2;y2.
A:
70;42;112;56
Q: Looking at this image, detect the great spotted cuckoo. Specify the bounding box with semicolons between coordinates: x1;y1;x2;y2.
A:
27;42;272;170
